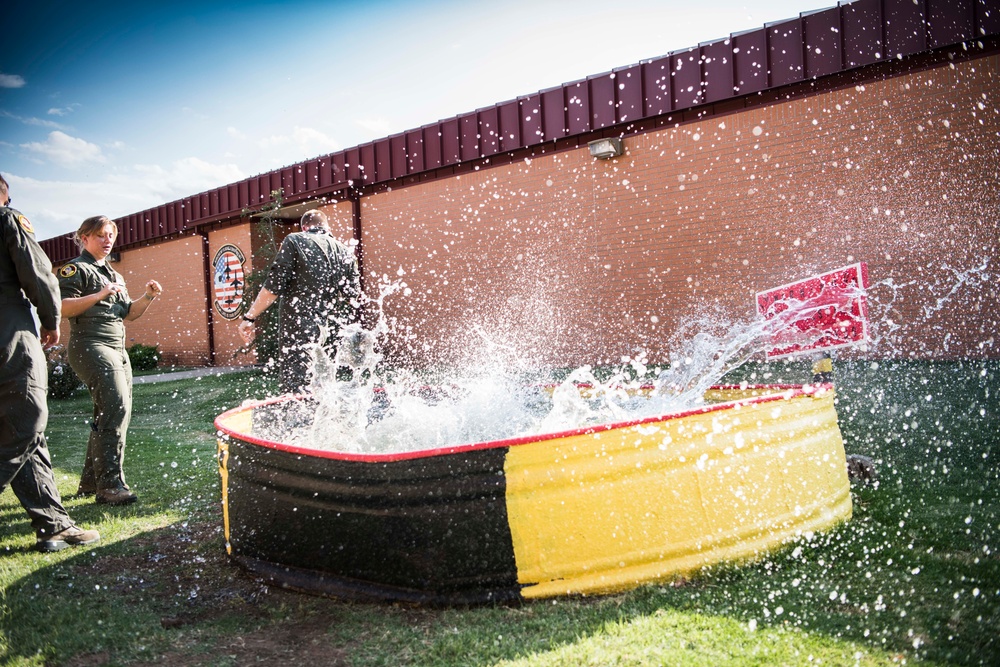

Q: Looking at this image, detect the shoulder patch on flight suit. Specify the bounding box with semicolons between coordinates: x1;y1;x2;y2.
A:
17;214;34;235
59;264;78;278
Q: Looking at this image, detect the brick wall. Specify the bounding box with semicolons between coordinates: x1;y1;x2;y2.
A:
111;52;999;368
361;53;999;367
74;235;212;367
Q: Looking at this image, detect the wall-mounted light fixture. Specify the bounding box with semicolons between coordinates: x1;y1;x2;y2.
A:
588;137;624;159
108;252;122;263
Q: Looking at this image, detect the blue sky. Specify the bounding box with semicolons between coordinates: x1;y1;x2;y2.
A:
2;0;837;240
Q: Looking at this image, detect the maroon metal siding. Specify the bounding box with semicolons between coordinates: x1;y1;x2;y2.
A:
39;0;1000;263
217;188;229;216
769;19;805;87
520;95;543;144
980;0;1000;34
359;144;376;184
566;81;590;135
391;134;407;178
125;213;137;246
422;125;442;170
541;87;566;141
803;8;843;79
294;163;307;194
281;167;296;199
441;118;461;165
405;130;423;174
268;172;282;199
331;153;345;187
589;74;615;130
376;138;391;182
347;148;363;185
460;112;479;162
245;179;257;207
885;0;927;58
148;208;159;237
701;40;732;104
165;202;177;235
672;48;703;109
643;55;673;116
317;158;332;189
479;106;500;157
843;0;883;68
734;28;769;94
927;0;976;47
48;235;75;262
498;100;521;152
615;64;644;123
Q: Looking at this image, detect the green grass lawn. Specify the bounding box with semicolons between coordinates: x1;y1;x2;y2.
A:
1;361;997;666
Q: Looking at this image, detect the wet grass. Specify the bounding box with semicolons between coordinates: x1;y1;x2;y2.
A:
1;360;997;666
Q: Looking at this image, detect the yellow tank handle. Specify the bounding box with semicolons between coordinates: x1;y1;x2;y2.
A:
812;354;833;383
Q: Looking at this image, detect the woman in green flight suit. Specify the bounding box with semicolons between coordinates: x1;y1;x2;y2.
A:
58;216;163;506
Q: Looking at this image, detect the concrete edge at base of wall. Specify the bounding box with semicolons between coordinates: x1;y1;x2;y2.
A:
133;365;258;384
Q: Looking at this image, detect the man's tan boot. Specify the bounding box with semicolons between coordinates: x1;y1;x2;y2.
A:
36;525;101;552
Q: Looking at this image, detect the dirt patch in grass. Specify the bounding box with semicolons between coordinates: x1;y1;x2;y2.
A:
177;616;352;666
60;518;357;666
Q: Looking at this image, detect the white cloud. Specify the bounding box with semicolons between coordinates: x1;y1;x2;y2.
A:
131;156;244;199
20;131;105;167
355;118;394;136
3;174;91;237
47;103;82;117
0;110;66;129
255;125;341;167
0;73;26;88
258;125;339;150
290;126;340;152
227;126;247;140
6;157;246;240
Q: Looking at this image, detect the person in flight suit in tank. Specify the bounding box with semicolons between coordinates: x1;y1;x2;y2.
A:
238;208;361;395
58;215;162;506
0;173;100;551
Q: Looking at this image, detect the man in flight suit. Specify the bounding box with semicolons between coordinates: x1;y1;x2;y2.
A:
238;209;361;394
0;173;100;551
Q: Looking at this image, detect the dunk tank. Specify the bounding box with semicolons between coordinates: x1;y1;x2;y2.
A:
215;264;869;604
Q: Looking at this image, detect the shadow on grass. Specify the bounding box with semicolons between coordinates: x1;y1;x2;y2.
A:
0;514;284;666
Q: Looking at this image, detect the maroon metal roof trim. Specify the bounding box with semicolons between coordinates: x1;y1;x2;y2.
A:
41;0;1000;263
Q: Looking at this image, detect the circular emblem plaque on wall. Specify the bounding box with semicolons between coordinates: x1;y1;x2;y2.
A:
212;244;246;320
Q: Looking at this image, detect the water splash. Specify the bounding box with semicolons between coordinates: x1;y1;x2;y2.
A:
255;259;992;455
255;281;837;453
864;258;992;356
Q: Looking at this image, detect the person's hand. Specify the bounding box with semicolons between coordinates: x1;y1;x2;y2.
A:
100;282;123;299
238;319;255;345
144;280;163;299
40;328;60;349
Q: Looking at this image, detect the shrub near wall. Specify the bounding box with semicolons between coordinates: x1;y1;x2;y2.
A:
46;345;81;399
127;343;161;371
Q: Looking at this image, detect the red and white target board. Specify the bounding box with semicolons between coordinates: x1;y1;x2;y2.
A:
756;262;870;360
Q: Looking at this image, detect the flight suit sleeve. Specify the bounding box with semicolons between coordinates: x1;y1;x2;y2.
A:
342;248;361;300
58;262;86;299
4;210;61;330
262;235;298;296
